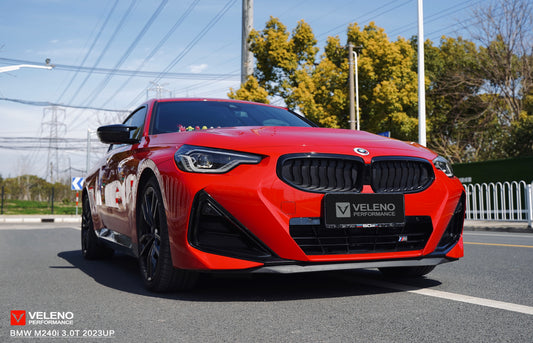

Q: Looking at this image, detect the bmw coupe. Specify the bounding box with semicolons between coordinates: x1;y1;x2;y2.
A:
82;98;465;292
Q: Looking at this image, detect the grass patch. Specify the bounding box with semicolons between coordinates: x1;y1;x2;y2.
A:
1;199;79;215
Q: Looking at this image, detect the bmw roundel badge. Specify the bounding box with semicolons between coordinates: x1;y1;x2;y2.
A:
354;147;369;156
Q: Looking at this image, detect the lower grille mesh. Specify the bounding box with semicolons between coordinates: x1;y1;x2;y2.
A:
290;216;432;255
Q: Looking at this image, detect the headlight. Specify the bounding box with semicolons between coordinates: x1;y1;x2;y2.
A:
433;156;454;178
175;145;262;173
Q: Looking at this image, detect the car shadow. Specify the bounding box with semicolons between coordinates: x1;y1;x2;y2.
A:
57;250;442;302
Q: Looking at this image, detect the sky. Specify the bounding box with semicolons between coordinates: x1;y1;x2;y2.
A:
0;0;486;181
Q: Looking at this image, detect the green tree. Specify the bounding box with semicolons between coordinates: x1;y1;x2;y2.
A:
233;18;421;138
420;36;489;162
231;4;532;162
347;22;419;140
228;76;269;103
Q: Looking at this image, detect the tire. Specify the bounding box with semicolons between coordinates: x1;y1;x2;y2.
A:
378;265;436;278
137;177;198;292
81;195;114;259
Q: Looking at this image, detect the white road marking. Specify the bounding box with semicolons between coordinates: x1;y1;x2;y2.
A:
357;278;533;316
464;232;533;239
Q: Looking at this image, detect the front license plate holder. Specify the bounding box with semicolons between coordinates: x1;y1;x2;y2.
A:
323;193;405;228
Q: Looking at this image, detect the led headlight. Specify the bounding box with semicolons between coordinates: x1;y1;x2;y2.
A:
175;145;262;173
433;156;454;178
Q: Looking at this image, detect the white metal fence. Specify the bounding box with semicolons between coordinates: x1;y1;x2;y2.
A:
464;181;533;227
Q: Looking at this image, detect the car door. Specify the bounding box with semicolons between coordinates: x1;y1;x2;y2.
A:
98;106;148;238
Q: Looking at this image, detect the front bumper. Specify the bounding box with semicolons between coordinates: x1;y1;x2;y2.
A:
158;154;465;272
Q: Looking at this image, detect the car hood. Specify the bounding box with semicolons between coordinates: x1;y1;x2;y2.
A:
155;126;437;161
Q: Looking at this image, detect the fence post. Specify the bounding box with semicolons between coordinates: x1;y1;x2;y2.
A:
51;187;54;215
527;183;532;229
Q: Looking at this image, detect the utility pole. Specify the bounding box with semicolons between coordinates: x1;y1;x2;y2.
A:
86;129;92;175
417;0;426;146
348;44;355;131
348;44;361;131
241;0;253;84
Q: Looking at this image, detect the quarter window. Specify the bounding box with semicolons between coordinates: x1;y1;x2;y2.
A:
123;107;147;141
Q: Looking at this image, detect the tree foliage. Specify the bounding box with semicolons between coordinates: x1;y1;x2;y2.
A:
0;175;72;202
229;0;533;162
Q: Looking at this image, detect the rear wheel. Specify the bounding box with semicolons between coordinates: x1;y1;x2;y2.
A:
81;195;114;259
379;265;436;278
137;177;198;292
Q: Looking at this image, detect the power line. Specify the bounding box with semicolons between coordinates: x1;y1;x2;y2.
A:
388;0;481;38
0;58;240;80
0;137;101;143
55;0;120;103
125;0;239;109
316;0;405;40
99;0;201;108
78;0;169;108
65;0;138;106
0;145;106;152
0;97;128;112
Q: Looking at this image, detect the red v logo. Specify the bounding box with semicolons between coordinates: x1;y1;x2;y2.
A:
11;310;26;325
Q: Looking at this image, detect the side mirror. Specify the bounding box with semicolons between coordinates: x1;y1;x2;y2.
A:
97;124;140;145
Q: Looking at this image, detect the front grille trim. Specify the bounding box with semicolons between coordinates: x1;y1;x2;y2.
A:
277;154;435;194
277;153;365;193
370;156;435;193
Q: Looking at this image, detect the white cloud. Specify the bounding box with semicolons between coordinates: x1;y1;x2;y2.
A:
189;64;208;74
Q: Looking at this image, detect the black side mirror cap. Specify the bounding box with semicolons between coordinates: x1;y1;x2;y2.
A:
97;124;140;145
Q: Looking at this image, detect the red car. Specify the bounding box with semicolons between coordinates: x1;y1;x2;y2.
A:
82;98;465;292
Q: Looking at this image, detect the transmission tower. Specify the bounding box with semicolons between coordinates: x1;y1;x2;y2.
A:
42;106;67;183
147;81;172;99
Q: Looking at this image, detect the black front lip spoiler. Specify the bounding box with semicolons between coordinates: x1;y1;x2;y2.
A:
249;257;456;274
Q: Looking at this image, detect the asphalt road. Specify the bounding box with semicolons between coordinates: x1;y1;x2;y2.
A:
1;223;532;343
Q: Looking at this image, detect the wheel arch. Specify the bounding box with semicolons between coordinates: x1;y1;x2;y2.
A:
135;158;169;215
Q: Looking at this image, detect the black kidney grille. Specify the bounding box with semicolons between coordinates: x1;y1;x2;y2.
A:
279;157;364;192
290;216;433;255
278;155;434;194
371;159;434;193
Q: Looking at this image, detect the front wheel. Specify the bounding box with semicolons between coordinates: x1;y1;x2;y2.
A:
378;265;436;278
137;177;198;292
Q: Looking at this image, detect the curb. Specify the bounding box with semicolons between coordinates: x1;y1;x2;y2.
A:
0;216;81;223
463;220;532;233
464;226;533;233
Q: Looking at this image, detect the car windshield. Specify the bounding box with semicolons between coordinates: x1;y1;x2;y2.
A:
151;101;314;134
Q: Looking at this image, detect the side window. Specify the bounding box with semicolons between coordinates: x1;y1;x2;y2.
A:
123;107;147;141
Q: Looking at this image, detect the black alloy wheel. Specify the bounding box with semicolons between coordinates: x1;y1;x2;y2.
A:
137;176;197;292
138;183;162;284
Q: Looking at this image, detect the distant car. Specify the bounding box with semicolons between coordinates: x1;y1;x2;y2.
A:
82;98;465;292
